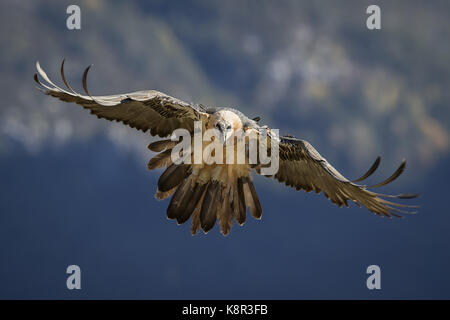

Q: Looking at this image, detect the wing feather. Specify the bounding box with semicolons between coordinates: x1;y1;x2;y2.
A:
259;134;418;217
34;60;208;137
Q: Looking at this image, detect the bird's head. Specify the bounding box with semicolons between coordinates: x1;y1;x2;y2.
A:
210;110;243;144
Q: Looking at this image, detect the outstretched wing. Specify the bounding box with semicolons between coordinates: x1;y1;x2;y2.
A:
261;135;418;217
34;60;208;137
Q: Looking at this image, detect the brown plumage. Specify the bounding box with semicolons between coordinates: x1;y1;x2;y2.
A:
157;164;190;192
34;60;419;236
275;138;419;217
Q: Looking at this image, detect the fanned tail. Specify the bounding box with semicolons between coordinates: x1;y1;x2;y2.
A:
148;142;259;235
161;173;260;235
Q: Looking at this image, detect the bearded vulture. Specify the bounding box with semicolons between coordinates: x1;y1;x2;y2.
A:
34;60;418;235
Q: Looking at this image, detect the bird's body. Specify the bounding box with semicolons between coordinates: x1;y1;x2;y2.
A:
34;60;418;235
149;108;261;235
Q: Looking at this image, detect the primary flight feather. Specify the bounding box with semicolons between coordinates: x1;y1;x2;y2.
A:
34;60;419;235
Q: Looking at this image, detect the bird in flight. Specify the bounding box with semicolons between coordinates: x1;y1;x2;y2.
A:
34;60;418;236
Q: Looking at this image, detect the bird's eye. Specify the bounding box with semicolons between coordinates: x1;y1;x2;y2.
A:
226;125;231;130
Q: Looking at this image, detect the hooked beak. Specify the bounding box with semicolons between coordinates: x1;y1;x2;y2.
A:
215;121;232;144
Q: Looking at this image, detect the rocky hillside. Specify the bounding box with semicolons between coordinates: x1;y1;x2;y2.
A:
1;0;449;181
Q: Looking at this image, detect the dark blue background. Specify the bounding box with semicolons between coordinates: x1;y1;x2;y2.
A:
1;0;449;299
1;139;448;299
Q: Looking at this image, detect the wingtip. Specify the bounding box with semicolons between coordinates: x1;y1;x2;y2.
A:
352;155;382;183
83;64;92;74
368;158;408;188
82;64;93;96
33;73;45;91
378;192;420;199
399;193;420;199
60;58;78;94
400;158;407;168
35;61;45;76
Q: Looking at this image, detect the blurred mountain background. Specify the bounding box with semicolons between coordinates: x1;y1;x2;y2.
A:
1;0;449;299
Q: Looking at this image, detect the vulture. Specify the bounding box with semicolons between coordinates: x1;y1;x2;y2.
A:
34;60;418;236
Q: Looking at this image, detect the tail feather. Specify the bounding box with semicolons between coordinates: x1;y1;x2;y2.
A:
158;164;190;192
233;178;247;225
147;149;172;170
200;181;221;233
147;140;177;152
154;161;257;235
166;177;192;220
240;177;262;219
218;186;233;235
176;183;207;224
243;177;262;219
155;186;177;200
191;183;209;235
